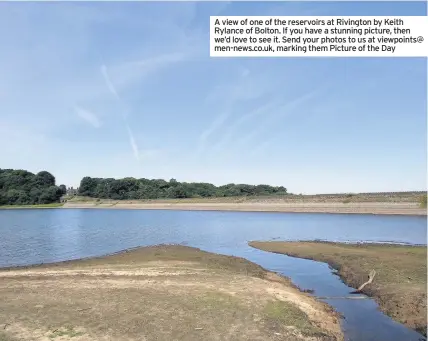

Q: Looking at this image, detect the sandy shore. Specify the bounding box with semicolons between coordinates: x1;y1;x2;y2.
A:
62;201;427;216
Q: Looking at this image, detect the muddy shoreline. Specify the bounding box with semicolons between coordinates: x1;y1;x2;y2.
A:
249;241;427;337
0;244;343;341
61;202;427;216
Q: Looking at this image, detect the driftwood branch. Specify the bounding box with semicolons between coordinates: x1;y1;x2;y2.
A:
356;269;376;292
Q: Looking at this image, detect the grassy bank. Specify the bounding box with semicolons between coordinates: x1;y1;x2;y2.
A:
0;245;343;341
0;203;63;209
249;241;427;336
65;191;426;204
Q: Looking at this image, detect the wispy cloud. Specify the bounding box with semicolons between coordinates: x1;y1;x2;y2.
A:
200;68;278;156
248;135;280;157
211;100;281;154
100;51;191;162
105;52;188;95
206;88;322;162
101;64;140;161
74;106;101;128
100;65;120;101
198;111;230;155
235;89;321;148
126;125;140;161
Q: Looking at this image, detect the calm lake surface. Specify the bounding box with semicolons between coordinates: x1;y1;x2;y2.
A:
0;209;426;341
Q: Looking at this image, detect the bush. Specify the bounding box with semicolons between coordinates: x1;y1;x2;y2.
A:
420;194;427;208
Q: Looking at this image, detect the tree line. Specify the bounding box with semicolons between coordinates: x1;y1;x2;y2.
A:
0;169;66;205
78;177;288;199
0;168;288;205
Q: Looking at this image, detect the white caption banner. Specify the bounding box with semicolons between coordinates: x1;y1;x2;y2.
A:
210;16;427;57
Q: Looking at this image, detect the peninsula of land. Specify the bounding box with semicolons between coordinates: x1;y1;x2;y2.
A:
0;245;343;341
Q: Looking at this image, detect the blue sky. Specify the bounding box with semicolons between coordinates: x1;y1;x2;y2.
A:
0;1;426;194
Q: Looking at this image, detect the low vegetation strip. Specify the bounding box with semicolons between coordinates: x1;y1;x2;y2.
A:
0;203;63;209
66;191;426;204
0;245;343;341
249;241;427;337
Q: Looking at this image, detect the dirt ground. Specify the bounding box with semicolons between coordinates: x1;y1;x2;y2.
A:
0;245;343;341
59;192;427;216
249;241;427;336
62;201;426;216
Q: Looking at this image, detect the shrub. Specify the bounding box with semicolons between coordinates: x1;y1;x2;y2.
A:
420;194;427;208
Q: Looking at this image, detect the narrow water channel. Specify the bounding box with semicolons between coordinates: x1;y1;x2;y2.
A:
210;244;427;341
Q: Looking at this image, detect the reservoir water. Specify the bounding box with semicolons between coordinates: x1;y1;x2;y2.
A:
0;208;426;341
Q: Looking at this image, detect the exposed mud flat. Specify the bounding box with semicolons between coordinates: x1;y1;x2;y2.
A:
62;201;426;216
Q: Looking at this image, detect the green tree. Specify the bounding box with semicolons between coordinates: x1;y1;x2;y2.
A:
73;174;288;201
59;184;67;195
6;189;22;204
29;188;42;204
35;171;56;187
78;177;99;196
0;168;65;205
166;185;190;199
39;186;62;204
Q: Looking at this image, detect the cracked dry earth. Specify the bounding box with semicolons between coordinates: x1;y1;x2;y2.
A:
0;245;343;341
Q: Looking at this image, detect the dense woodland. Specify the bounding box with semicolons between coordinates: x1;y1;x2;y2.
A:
0;168;288;205
78;177;288;199
0;169;66;205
